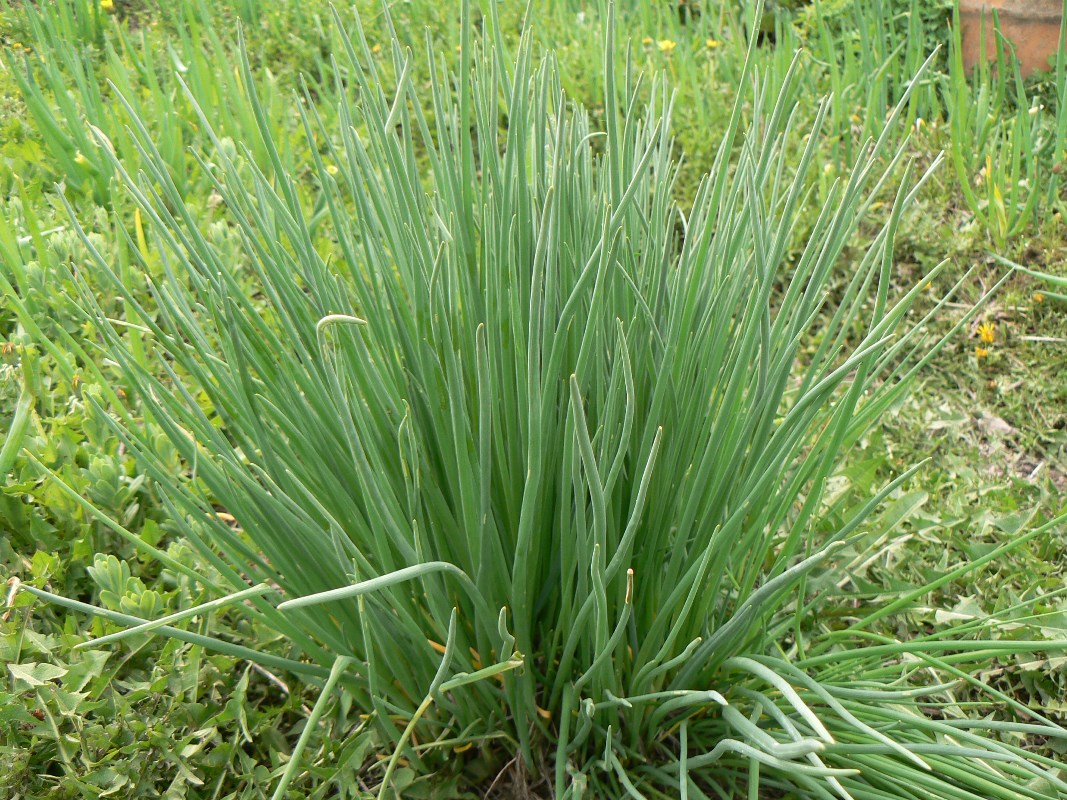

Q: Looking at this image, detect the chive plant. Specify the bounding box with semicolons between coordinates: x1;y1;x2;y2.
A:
27;1;1067;797
945;4;1047;250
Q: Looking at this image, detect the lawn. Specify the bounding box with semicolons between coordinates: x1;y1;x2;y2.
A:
1;0;1066;798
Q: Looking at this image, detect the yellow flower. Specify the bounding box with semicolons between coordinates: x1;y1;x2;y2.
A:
642;37;653;46
975;345;989;359
100;0;114;10
657;39;676;54
1033;292;1045;304
977;321;995;344
371;43;382;54
706;38;722;49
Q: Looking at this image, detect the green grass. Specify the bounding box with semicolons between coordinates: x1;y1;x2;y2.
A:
1;0;1066;797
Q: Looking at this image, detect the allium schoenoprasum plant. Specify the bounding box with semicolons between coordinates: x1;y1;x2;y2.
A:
20;1;1067;797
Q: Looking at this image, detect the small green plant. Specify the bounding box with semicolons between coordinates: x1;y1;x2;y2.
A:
18;1;1067;798
799;0;948;146
945;5;1055;249
2;0;322;204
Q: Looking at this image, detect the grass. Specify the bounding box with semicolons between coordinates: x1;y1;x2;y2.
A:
1;0;1066;797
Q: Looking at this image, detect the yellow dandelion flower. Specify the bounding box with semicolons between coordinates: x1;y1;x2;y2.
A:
371;43;382;54
642;37;653;46
978;321;995;344
657;39;676;54
100;0;114;10
1033;292;1045;304
706;38;722;49
974;345;989;359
